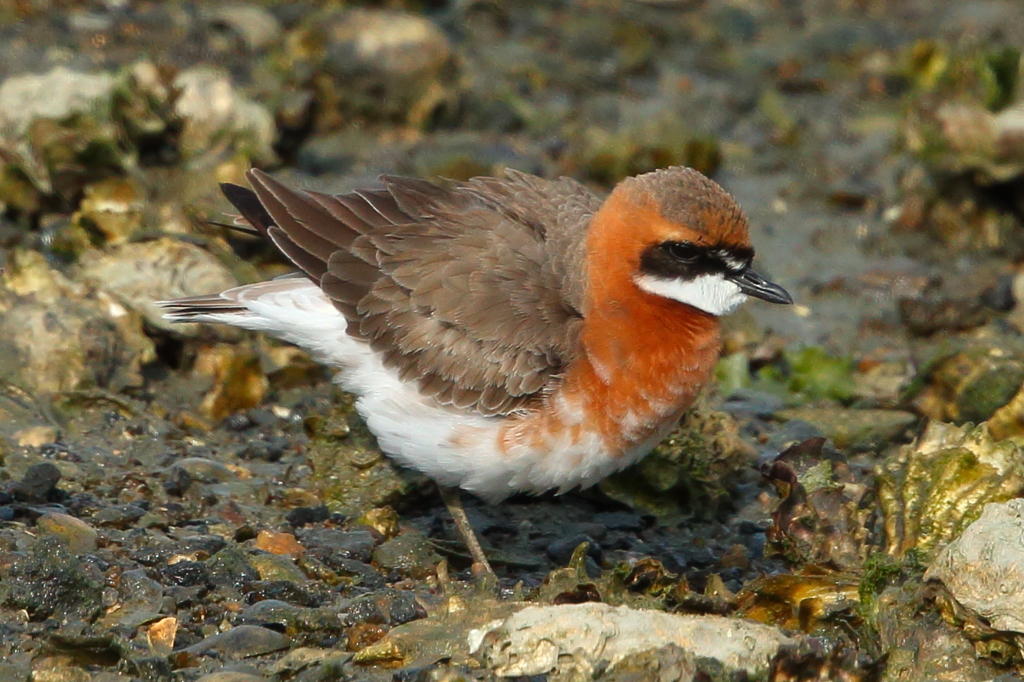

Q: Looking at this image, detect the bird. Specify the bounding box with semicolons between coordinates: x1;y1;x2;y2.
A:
159;166;793;574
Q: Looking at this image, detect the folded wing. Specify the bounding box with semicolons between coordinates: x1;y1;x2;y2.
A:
221;168;601;416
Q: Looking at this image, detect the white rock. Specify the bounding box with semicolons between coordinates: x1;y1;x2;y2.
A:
926;498;1024;634
469;602;792;679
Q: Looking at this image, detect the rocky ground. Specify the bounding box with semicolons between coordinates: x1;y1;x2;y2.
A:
2;0;1024;680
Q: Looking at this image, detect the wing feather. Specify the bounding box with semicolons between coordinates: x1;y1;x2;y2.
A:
216;168;600;416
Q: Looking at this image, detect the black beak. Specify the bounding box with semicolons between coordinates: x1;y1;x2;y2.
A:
728;268;793;305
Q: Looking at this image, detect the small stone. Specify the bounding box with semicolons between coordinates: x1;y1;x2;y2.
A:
13;425;57;448
272;647;350;676
170;458;238;483
30;664;93;682
147;616;178;656
76;238;239;338
592;512;645;533
254;530;305;556
36;512;98;554
357;507;400;540
297;529;375;563
161;560;212;588
208;4;281;50
285;506;330;528
100;568;166;628
372;532;441;577
719;544;750;571
91;504;146;529
184;625;291;659
249;553;306;583
207;548;260;589
195;673;267;682
0;251;155;394
73;176;145;245
12;462;62;502
173;66;276;164
1;536;103;622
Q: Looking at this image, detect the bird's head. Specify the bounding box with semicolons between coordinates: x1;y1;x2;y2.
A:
601;166;793;316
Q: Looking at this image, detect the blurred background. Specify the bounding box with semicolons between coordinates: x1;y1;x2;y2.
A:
1;1;1024;680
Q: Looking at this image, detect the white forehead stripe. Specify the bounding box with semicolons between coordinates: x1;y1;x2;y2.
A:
635;273;747;316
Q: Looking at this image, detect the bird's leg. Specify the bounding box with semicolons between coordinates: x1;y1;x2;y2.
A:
438;486;493;575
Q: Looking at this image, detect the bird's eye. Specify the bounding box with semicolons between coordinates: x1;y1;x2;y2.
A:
665;242;700;262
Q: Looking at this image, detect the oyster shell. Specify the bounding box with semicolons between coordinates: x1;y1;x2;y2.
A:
926;499;1024;663
876;421;1024;561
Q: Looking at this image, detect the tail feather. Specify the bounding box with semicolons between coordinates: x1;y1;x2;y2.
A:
220;182;276;237
157;294;248;321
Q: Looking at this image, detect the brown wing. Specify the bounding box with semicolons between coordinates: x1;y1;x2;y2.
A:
232;168;602;416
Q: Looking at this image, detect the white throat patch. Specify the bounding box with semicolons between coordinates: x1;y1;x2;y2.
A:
635;273;747;316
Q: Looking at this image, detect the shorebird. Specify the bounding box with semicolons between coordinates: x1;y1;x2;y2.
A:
160;166;792;573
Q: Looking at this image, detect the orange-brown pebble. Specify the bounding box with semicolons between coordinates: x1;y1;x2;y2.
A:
346;622;388;651
254;529;305;556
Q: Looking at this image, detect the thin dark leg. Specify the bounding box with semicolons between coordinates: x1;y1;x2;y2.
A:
439;486;493;575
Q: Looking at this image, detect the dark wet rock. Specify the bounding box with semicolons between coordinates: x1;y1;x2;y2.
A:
304;551;385;590
160;560;212;588
592;512;646;534
238;599;344;640
12;462;62;502
545;535;603;568
129;535;227;566
91;503;146;529
372;532;442;578
297;529;376;563
208;546;261;590
184;624;291;659
343;589;426;629
249;553;307;583
720;388;787;418
244;581;323;608
239;438;287;462
285;506;330;528
100;568;166;629
35;512;98;554
0;537;103;623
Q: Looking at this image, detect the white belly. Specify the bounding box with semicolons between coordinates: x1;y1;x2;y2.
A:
183;279;658;502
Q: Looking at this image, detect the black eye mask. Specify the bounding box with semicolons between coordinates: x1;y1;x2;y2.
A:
640;241;754;280
638;241;793;306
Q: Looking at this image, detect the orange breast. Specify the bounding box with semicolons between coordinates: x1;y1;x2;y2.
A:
497;190;723;457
